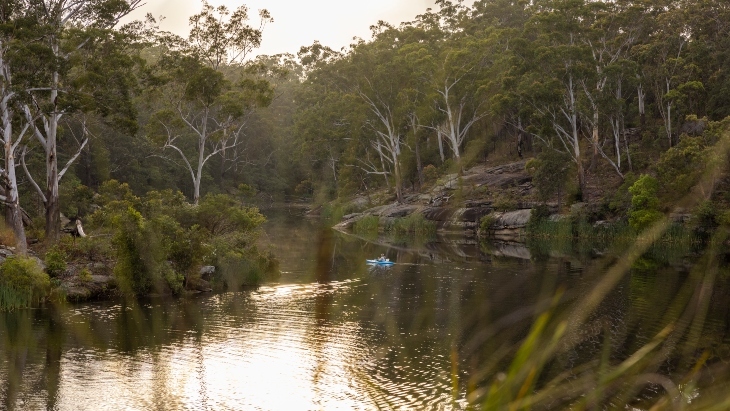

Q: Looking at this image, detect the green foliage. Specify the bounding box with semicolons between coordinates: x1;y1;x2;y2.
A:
60;177;95;218
692;200;719;235
0;257;50;311
628;175;663;231
87;187;269;296
526;151;571;203
385;213;436;237
43;248;68;278
353;215;379;236
78;268;92;283
111;206;163;295
196;194;265;236
526;204;551;236
216;249;279;290
478;213;497;237
654;136;705;200
422;164;438;183
608;173;639;215
493;192;518;212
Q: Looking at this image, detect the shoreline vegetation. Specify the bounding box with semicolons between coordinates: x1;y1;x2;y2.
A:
3;0;730;407
0;181;279;311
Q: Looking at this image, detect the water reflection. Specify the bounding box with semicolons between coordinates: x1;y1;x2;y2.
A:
1;210;729;409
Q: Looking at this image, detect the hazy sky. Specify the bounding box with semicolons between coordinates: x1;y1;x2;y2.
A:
123;0;461;57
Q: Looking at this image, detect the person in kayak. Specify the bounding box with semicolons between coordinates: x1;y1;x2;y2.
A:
378;254;387;262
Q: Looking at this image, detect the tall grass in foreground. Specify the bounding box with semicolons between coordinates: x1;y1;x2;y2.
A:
466;127;730;409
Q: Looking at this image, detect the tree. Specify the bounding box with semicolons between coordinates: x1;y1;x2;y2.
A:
20;0;143;243
0;1;46;254
149;2;272;205
417;3;493;167
350;23;415;203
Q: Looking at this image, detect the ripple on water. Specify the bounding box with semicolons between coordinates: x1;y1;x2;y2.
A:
12;275;468;410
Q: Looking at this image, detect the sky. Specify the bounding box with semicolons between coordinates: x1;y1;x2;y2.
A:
122;0;467;57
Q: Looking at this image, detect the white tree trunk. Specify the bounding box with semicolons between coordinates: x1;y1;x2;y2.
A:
0;42;27;254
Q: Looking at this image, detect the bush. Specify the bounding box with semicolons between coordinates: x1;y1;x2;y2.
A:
112;207;168;295
525;151;571;203
628;175;663;231
385;213;436;237
692;200;719;236
353;215;379;236
0;257;50;311
479;213;497;238
423;164;438;183
493;192;518;212
216;249;279;290
78;268;92;283
44;248;68;278
654;136;705;200
88;189;270;296
526;205;551;236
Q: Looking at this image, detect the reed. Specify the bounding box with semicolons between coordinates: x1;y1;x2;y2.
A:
353;215;380;237
0;257;50;311
385;213;437;237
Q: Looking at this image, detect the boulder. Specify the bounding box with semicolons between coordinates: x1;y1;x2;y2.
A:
493;209;532;229
200;265;216;278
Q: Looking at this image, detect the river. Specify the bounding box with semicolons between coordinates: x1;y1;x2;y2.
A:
1;209;730;410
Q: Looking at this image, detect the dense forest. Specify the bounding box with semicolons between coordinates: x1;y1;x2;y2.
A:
2;0;730;253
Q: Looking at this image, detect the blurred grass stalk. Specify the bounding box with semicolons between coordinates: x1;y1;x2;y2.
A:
467;128;730;409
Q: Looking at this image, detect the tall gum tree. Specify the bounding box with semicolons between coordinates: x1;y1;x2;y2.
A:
20;0;142;243
149;2;272;205
0;25;27;253
510;0;594;198
421;3;493;168
350;23;413;203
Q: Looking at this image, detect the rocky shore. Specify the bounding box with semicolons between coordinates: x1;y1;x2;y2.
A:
333;160;542;240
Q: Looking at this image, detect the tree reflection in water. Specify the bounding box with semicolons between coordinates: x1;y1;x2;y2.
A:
0;212;729;409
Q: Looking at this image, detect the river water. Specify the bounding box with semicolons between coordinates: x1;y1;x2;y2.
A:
1;209;730;410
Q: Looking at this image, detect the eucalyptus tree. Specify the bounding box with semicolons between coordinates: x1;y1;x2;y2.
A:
0;1;37;253
420;3;495;168
350;22;417;203
509;0;595;197
19;0;143;242
578;0;637;160
631;0;691;148
148;2;272;205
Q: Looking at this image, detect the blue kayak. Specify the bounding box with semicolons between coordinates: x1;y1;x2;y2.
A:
366;259;395;266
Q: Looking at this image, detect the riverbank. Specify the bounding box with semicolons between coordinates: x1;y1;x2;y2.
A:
0;184;279;311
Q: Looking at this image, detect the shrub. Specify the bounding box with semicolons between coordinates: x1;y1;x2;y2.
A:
654;136;705;200
385;213;436;237
79;268;92;283
479;213;497;237
0;257;50;311
493;192;518;212
112;207;165;295
422;164;438;183
692;200;719;236
628;175;663;231
44;248;68;278
526;151;571;203
216;249;279;290
196;194;265;235
526;205;551;236
353;215;379;236
88;189;269;295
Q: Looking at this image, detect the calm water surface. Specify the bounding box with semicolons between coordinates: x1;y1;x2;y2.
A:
1;209;730;410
